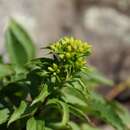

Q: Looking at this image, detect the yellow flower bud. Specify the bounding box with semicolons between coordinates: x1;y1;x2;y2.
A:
72;44;77;50
53;72;56;75
67;45;72;51
53;63;58;70
50;45;55;50
48;67;54;72
79;46;84;52
66;52;71;58
59;54;64;59
57;69;60;73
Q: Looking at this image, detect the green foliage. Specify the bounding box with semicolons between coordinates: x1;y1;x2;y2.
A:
0;109;10;125
0;64;14;79
86;93;125;130
27;117;45;130
8;101;27;126
5;19;35;72
0;19;129;130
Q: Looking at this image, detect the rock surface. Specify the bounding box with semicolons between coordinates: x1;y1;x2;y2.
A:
84;7;130;82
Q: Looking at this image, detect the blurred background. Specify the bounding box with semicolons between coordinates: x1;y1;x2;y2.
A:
0;0;130;101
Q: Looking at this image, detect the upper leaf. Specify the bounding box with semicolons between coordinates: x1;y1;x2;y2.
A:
5;19;35;71
80;67;113;87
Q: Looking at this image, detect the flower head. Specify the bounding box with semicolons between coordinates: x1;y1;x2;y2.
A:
49;37;92;60
48;37;92;72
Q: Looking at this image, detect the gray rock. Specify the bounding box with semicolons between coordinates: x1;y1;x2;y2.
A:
83;7;130;81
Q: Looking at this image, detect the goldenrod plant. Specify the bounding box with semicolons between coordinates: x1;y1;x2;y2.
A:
0;19;129;130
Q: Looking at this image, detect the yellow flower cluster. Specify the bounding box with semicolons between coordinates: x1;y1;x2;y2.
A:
50;37;92;60
48;37;92;72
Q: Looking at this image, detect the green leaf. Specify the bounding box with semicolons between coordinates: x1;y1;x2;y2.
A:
81;123;101;130
0;108;10;124
27;117;36;130
65;79;89;101
87;93;126;130
31;84;49;106
64;93;86;107
69;122;101;130
0;64;14;79
62;86;87;108
69;104;87;121
8;101;27;126
69;122;80;130
118;108;130;128
27;117;45;130
45;127;53;130
81;67;113;87
47;99;69;129
37;120;45;130
5;19;35;70
62;86;88;120
113;103;130;128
